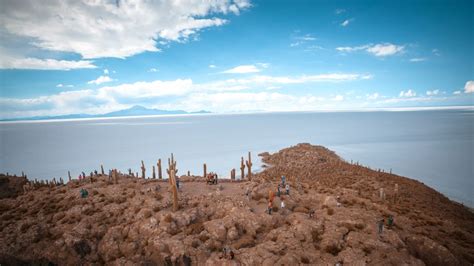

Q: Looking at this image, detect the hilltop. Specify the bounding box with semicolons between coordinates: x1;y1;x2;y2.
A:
0;143;473;265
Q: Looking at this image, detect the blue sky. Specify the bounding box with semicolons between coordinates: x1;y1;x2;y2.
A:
0;0;472;118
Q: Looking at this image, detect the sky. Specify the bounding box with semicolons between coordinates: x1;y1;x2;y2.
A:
0;0;473;119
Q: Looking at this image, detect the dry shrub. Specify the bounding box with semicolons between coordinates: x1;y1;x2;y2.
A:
143;209;152;218
301;256;310;264
362;245;373;255
163;213;173;223
294;206;309;213
155;193;163;201
232;235;255;249
199;234;209;242
272;206;279;212
186;222;204;235
152;205;161;212
327;208;334;215
324;243;341;256
252;192;265;201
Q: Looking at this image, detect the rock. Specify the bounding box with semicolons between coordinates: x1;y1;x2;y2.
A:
405;235;459;266
323;196;337;208
227;226;239;241
204;220;227;242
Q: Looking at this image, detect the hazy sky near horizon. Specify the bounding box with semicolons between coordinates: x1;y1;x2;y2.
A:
0;0;473;118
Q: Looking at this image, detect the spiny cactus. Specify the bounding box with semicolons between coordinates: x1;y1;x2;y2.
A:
169;169;179;212
246;152;252;180
158;159;163;179
141;160;146;179
203;163;207;179
152;166;156;179
231;168;236;180
101;164;105;175
240;157;245;180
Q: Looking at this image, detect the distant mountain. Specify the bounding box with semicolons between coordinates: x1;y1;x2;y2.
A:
1;106;211;122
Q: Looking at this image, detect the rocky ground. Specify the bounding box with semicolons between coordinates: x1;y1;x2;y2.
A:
0;143;473;265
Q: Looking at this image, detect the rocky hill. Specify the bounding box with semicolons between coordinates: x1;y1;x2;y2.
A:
0;143;473;265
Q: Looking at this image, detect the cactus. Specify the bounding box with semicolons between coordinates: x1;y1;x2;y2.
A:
68;171;72;182
187;170;190;176
101;164;105;175
240;157;245;180
152;166;156;179
113;169;118;184
141;160;146;179
231;168;236;180
158;159;162;179
169;169;179;212
245;152;253;180
203;163;207;179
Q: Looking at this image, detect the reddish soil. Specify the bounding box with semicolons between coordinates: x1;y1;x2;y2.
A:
0;143;473;265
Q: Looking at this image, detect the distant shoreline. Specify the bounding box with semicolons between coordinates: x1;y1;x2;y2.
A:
1;105;472;124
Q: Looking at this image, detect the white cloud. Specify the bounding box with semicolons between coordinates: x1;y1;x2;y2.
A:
222;65;261;74
410;58;426;62
335;9;346;14
426;89;439;96
366;92;380;100
432;49;440;56
464;80;474;93
103;69;109;75
366;43;404;57
87;75;114;85
148;68;159;72
0;56;96;70
0;72;373;118
336;43;404;57
399;89;416;97
453;91;461;95
333;95;344;101
0;0;250;59
341;19;352;27
209;64;217;68
56;84;74;88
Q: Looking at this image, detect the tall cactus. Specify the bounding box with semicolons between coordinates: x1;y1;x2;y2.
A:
231;168;236;180
101;164;105;175
152;166;156;179
167;153;178;177
246;152;252;180
240;157;245;180
158;159;163;179
203;163;207;179
169;169;179;212
141;160;146;179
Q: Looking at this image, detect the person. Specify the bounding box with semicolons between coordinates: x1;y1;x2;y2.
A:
281;199;285;209
309;209;315;218
286;184;290;195
222;247;227;259
229;249;235;260
377;218;384;235
268;201;272;215
80;188;88;198
281;175;286;186
176;177;180;190
388;215;394;229
277;184;281;197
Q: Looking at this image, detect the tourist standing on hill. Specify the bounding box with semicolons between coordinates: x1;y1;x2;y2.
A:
286;184;290;195
377;218;384;235
277;184;281;197
268;201;272;215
